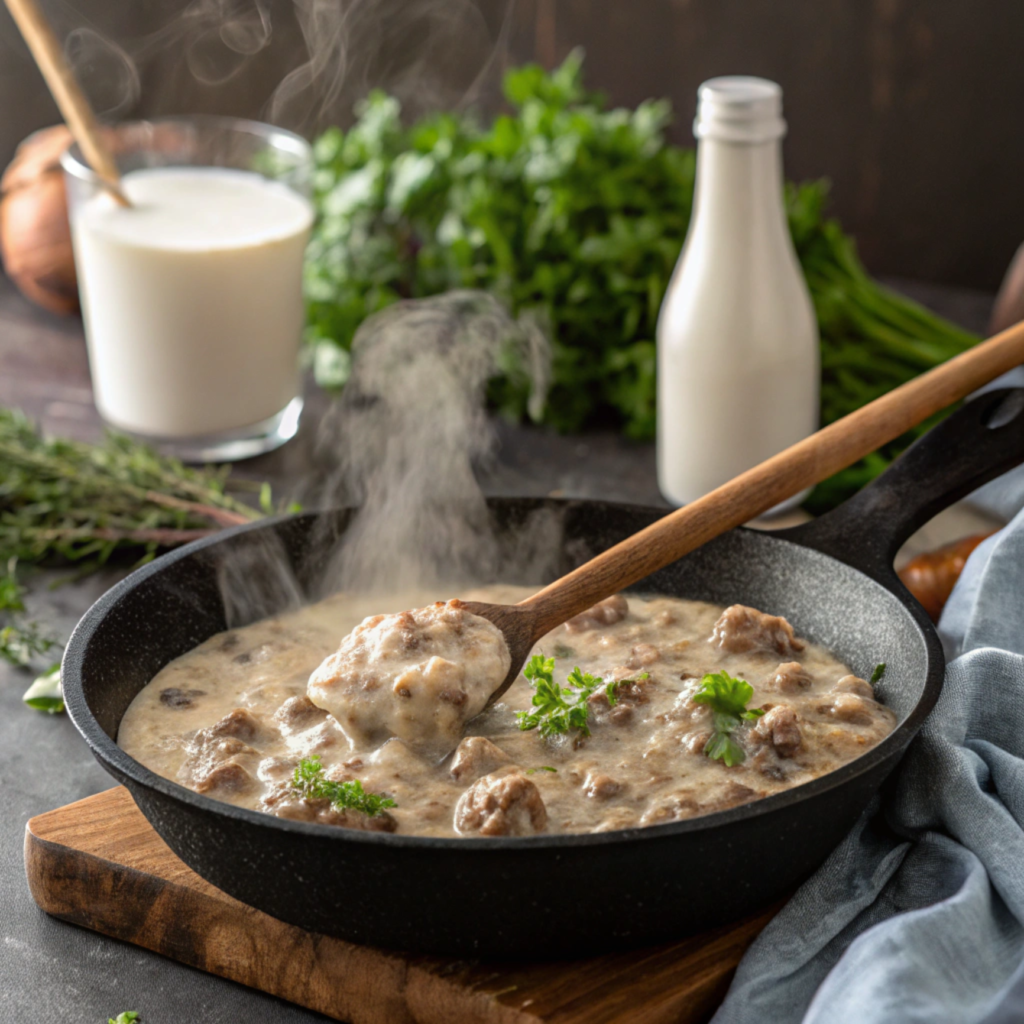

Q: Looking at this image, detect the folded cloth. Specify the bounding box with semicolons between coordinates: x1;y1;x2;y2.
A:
712;504;1024;1024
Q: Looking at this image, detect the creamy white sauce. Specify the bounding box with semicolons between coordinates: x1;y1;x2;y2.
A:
118;587;896;838
307;600;511;760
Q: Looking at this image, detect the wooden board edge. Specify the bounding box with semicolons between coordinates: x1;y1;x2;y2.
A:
23;817;418;1024
23;791;775;1024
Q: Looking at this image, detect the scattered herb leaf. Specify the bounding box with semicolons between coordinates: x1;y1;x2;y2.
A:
525;766;558;774
869;663;886;685
259;481;274;514
23;664;63;714
292;755;396;816
0;564;25;611
692;670;765;768
516;654;619;738
0;619;58;668
109;1014;140;1024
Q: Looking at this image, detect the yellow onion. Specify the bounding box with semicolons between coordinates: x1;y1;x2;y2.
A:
0;125;79;316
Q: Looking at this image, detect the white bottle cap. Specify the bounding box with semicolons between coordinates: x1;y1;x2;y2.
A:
694;76;786;144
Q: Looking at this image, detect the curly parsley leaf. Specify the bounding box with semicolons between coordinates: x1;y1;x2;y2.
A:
869;663;886;685
109;1014;140;1024
292;755;396;816
692;670;765;768
516;654;622;737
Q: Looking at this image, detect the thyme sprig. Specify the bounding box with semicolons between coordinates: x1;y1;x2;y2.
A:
0;408;261;571
0;408;276;713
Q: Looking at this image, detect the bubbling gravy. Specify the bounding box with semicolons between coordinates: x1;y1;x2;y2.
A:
118;586;896;838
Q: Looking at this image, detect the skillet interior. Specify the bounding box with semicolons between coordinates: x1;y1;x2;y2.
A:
62;499;934;957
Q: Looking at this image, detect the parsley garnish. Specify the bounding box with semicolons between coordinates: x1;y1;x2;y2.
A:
525;766;558;774
692;670;765;768
109;1014;140;1024
292;756;396;816
516;654;620;738
869;663;886;685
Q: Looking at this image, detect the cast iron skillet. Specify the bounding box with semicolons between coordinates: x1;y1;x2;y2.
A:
62;389;1024;958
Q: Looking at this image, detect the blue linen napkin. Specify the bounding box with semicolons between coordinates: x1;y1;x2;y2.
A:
712;500;1024;1023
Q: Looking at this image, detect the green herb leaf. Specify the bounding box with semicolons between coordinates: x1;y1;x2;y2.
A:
109;1013;140;1024
259;481;274;514
692;670;765;767
0;564;25;611
525;766;558;774
292;755;396;816
703;730;747;769
869;663;886;685
22;664;63;714
516;654;620;738
0;620;58;668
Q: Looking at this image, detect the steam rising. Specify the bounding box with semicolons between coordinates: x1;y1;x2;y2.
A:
269;0;509;133
215;291;555;628
57;0;514;136
309;291;552;596
45;0;549;617
64;28;140;117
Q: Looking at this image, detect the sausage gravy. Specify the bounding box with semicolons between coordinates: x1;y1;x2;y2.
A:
118;586;896;838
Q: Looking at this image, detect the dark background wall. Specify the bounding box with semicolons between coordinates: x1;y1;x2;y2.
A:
1;0;1021;290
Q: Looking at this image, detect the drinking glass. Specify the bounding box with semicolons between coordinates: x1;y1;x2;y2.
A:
62;116;313;462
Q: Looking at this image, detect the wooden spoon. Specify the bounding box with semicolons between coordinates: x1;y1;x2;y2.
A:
468;316;1024;701
4;0;130;206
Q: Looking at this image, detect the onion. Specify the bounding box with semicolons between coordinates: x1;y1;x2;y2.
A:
0;125;79;316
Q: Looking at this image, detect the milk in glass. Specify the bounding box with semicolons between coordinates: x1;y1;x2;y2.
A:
71;167;313;441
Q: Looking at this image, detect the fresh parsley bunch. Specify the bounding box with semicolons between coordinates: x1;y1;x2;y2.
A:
305;49;692;438
306;51;979;509
292;755;396;816
515;654;619;738
692;670;766;768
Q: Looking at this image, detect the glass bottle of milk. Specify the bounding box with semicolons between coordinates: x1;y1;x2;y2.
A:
657;77;819;508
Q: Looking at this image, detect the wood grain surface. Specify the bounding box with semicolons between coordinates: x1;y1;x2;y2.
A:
25;787;775;1024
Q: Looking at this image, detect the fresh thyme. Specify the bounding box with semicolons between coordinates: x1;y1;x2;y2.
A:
0;409;286;713
0;561;60;673
692;670;766;768
0;407;262;572
292;755;396;816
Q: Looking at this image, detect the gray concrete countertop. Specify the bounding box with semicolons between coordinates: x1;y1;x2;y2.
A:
0;273;1003;1022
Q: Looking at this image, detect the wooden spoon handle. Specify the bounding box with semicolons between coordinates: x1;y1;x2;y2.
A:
4;0;128;204
520;317;1024;636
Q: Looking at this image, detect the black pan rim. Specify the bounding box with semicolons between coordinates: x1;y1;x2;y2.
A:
62;500;943;852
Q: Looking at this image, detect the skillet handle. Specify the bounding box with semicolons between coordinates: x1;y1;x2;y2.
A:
778;388;1024;583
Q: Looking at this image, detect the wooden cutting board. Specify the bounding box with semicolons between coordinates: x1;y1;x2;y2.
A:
25;787;775;1024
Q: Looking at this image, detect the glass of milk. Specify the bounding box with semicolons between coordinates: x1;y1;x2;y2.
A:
61;117;314;461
